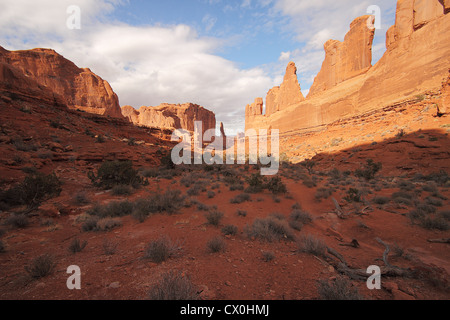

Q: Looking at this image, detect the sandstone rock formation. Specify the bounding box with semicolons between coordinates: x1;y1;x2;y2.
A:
245;0;450;137
245;98;263;131
0;46;123;118
439;70;450;115
266;62;305;116
121;103;216;135
308;15;375;97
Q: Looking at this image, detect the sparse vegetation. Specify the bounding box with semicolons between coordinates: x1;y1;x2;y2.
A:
265;176;287;194
88;160;148;190
0;172;62;209
206;236;226;253
230;193;251;204
205;210;224;227
298;234;327;257
4;214;29;229
144;237;178;263
317;277;364;300
148;270;199;300
25;254;56;279
262;251;275;262
245;216;295;242
68;238;87;254
355;159;382;180
221;225;238;236
344;188;362;203
111;184;134;196
102;239;118;255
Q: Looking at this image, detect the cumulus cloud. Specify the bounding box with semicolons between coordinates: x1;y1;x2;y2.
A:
0;0;396;134
272;0;396;93
0;0;274;135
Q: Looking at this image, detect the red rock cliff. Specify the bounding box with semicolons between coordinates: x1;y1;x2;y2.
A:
245;0;450;136
308;15;375;97
122;103;216;135
0;46;123;118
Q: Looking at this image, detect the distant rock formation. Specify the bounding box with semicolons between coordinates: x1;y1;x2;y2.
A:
244;0;450;136
0;46;123;118
266;62;305;116
245;98;263;131
308;15;375;97
121;103;216;135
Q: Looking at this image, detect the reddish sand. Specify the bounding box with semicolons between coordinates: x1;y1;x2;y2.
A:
1;94;449;300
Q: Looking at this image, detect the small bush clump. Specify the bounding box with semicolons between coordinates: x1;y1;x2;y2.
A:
206;236;226;253
221;225;238;236
68;238;87;254
145;237;177;263
205;210;224;227
298;234;327;257
4;214;29;229
148;270;199;300
0;172;62;209
245;217;295;242
317;277;364;300
230;193;251;204
265;176;287;195
355;159;382;180
25;254;56;279
88;160;148;190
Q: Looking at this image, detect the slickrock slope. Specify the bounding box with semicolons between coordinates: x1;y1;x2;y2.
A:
0;46;123;118
121;103;216;135
245;0;450;138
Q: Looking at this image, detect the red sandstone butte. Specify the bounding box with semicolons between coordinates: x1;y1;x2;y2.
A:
121;103;216;135
244;0;450;136
0;46;123;118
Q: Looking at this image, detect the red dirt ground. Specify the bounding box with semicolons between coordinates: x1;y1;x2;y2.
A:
0;94;449;300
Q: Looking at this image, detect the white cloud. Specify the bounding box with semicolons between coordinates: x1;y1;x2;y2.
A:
202;14;218;32
0;0;274;135
278;51;291;61
272;0;397;91
241;0;252;8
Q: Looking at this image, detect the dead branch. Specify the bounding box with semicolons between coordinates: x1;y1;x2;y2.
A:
339;239;360;248
332;198;348;219
427;238;450;244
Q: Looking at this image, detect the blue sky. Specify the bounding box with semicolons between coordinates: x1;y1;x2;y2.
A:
0;0;397;134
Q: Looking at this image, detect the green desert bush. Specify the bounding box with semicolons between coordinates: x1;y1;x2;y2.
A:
355;159;382;180
265;176;287;195
88;160;147;190
0;172;61;208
